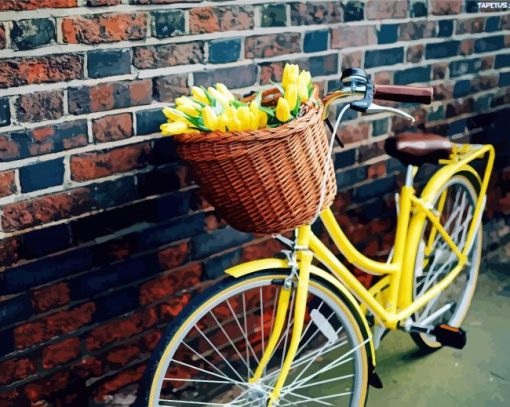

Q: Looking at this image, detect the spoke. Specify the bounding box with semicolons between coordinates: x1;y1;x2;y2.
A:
298;373;355;389
295;310;337;361
226;299;261;365
194;325;246;382
284;391;352;405
163;378;235;384
169;359;246;388
209;310;254;377
159;399;233;406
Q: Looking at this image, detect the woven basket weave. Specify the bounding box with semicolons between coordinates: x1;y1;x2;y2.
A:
174;103;336;234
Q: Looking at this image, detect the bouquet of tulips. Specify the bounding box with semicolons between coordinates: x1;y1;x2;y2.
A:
160;63;315;136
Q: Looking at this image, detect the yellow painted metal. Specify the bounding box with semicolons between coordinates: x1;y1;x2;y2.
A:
226;258;288;278
249;287;291;383
425;188;448;257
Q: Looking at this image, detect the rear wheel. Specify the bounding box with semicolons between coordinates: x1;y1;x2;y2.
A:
138;272;370;406
411;173;482;350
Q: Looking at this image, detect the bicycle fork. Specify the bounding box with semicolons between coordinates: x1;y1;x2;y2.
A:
249;227;313;406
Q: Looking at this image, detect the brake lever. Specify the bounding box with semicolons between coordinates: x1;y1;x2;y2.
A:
364;102;415;123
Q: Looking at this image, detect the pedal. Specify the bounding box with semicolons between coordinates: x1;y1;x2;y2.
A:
431;324;467;349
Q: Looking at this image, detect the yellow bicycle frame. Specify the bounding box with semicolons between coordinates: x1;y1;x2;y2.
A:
226;143;494;404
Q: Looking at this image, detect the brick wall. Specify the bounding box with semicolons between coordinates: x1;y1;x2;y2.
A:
0;0;509;406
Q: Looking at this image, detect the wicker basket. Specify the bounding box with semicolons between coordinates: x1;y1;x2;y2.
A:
174;103;336;234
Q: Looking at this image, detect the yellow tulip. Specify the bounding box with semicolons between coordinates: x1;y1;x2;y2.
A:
175;96;198;107
202;106;219;130
258;111;268;129
236;106;252;130
284;84;298;111
228;116;242;131
191;86;209;105
176;103;200;117
282;63;299;89
160;121;188;136
216;114;228;131
215;83;235;101
299;70;311;86
297;76;309;102
208;87;230;108
276;97;291;122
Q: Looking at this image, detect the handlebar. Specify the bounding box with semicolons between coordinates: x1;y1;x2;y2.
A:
374;84;433;105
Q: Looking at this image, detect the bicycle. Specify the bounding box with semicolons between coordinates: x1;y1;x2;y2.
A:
136;68;495;407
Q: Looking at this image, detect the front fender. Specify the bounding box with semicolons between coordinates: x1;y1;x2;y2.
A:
226;258;377;368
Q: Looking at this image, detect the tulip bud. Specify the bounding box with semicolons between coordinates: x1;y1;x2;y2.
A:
215;83;235;101
160;121;188;136
202;106;219;130
284;84;298;111
282;63;299;89
191;86;209;105
208;87;230;108
276;97;291;122
297;76;309;102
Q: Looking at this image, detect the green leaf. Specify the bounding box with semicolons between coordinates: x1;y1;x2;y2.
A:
257;106;276;117
254;90;262;106
292;95;301;117
231;100;248;108
201;86;216;107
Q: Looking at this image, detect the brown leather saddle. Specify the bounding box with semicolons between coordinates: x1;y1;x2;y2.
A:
384;132;453;166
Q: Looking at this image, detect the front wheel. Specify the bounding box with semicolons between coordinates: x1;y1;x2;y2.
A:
410;173;482;351
137;271;370;406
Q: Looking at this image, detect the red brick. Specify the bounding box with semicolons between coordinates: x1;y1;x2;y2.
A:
0;0;77;10
407;44;424;63
341;51;362;72
0;54;83;89
87;0;121;5
133;42;204;69
367;161;386;179
105;343;141;367
92;113;133;143
359;140;385;162
0;24;5;49
460;39;474;56
32;282;71;312
0;171;15;197
430;0;462;15
339;123;370;145
159;293;191;321
24;371;70;403
456;17;485;34
62;13;147;44
245;33;301;59
143;330;162;351
86;314;143;351
71;356;103;379
241;239;281;262
16;90;64;123
190;6;254;34
432;63;448;80
366;0;407;19
0;358;36;385
93;364;145;402
399;21;436;41
139;263;202;305
1;188;91;232
14;302;95;349
0;237;20;267
70;143;151;182
42;337;80;369
290;2;342;25
153;74;189;103
158;242;189;270
331;25;377;49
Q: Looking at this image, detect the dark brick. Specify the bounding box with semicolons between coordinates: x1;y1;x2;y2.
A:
3;247;92;294
136;108;166;135
394;66;431;85
438;20;454;37
0;97;10;127
343;1;364;22
20;158;65;193
94;286;139;322
304;30;328;52
372;119;388;136
500;72;510;87
465;0;478;12
334;149;356;169
0;54;83;88
0;293;32;326
353;176;396;202
261;4;287;27
495;54;510;69
450;58;482;77
21;224;71;259
337;166;367;189
475;35;504;54
204;250;241;280
364;47;403;68
399;21;436;41
133;42;205;69
92;113;133;143
378;24;398;44
11;18;55;51
137;165;181;197
91;176;138;209
209;39;241;63
152;10;185;38
153;74;188;103
485;16;501;32
87;48;131;78
0;329;14;358
191;226;251;259
453;80;471;98
68;80;152;114
16;90;64;122
410;0;427;17
447;119;466;137
425;40;459;59
194;65;258;89
87;0;121;5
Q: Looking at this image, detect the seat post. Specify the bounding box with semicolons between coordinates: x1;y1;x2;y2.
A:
405;165;416;187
